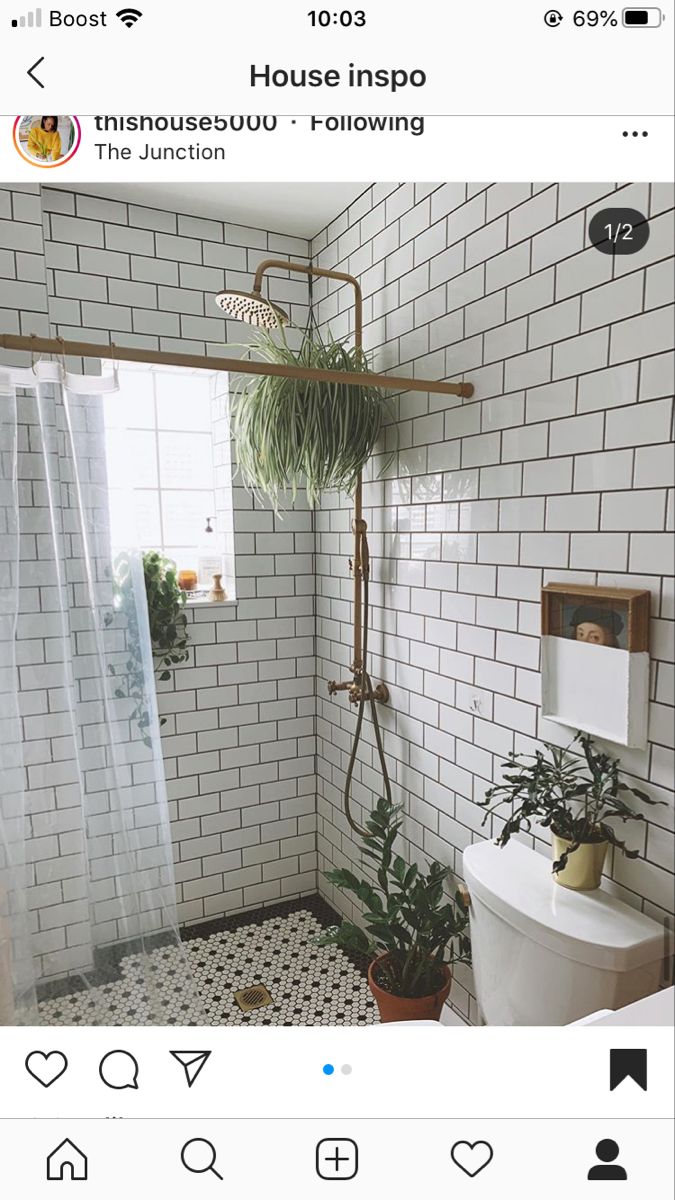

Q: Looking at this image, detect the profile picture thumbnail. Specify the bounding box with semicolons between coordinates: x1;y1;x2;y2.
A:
13;115;81;167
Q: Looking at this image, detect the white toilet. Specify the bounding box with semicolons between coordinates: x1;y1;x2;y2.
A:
463;839;666;1026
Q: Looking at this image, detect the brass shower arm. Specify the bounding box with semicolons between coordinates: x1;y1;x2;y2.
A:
251;259;363;347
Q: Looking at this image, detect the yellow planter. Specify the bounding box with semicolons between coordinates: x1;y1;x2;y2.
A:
552;835;608;891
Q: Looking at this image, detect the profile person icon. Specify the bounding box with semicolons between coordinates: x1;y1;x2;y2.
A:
588;1139;628;1180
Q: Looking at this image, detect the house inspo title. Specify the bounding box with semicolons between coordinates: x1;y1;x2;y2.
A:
250;64;427;93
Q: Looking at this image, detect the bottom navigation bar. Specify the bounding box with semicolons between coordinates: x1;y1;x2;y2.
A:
2;1118;671;1198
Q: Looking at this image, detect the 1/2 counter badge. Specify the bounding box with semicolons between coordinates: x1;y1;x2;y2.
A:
588;207;651;255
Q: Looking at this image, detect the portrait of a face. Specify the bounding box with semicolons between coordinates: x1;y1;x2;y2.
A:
570;604;624;649
575;621;614;645
544;592;630;652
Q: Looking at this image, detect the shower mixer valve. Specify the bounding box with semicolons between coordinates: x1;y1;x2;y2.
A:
327;677;390;705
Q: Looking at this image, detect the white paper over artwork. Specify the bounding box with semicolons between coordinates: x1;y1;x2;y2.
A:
541;636;649;749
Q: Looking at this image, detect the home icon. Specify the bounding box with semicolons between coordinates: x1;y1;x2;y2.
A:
46;1138;88;1181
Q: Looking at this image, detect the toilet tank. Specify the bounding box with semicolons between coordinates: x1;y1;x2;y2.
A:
463;840;666;1026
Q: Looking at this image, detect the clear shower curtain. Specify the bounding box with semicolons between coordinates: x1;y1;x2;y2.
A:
0;361;202;1025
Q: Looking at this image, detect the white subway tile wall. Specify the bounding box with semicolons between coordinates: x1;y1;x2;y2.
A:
310;182;674;1024
1;181;673;1020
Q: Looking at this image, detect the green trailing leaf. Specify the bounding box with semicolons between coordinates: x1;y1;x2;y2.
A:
230;326;396;511
479;731;663;873
108;550;190;745
318;795;471;999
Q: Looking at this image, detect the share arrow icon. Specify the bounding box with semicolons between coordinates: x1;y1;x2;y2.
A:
170;1050;212;1088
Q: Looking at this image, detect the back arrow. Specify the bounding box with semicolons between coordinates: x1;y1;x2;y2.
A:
27;57;45;88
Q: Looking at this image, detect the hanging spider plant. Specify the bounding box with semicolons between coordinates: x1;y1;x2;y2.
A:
230;325;395;510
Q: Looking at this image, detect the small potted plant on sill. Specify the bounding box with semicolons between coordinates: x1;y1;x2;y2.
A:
479;732;660;891
318;797;471;1023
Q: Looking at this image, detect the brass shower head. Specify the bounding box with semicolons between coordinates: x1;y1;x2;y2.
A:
214;288;289;328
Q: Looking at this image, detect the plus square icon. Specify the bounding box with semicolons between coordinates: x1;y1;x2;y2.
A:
316;1138;359;1180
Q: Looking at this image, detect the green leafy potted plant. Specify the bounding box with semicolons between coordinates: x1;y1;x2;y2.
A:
319;797;471;1022
231;326;394;510
479;732;660;890
109;550;189;745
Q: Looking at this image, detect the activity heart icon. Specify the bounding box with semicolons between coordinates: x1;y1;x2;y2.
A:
25;1051;68;1088
450;1140;494;1177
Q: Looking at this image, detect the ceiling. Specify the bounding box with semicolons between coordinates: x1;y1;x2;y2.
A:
51;182;367;240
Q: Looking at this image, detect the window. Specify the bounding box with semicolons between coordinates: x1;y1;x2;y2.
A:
103;362;235;599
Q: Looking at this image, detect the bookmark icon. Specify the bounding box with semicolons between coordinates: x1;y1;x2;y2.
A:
170;1050;212;1088
609;1048;648;1092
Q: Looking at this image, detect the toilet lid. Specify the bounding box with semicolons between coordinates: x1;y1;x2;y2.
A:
463;840;665;972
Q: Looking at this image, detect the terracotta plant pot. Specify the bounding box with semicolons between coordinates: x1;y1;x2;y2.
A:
552;834;609;891
368;954;452;1023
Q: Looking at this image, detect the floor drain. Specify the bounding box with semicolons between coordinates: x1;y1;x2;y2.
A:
233;984;274;1012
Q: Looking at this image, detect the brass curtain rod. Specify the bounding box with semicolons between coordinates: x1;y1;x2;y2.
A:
0;334;474;399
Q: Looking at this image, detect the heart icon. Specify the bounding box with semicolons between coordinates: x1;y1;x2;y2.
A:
450;1140;494;1177
25;1051;68;1088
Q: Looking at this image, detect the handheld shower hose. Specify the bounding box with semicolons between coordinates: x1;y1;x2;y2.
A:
342;526;392;838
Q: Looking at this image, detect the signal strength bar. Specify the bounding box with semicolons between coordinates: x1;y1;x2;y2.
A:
12;7;42;26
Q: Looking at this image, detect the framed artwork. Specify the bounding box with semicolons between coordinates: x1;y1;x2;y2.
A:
541;584;650;749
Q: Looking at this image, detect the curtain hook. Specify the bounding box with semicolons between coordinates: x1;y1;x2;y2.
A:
30;333;41;375
56;334;67;378
109;338;120;387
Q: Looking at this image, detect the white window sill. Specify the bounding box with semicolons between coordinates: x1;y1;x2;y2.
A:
184;594;238;609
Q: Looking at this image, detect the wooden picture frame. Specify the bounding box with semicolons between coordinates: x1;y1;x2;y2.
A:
541;584;651;749
541;584;650;653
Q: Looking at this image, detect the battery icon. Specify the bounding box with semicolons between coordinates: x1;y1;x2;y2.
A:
622;7;663;24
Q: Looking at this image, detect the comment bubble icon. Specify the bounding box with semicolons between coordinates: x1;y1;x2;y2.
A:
99;1050;140;1090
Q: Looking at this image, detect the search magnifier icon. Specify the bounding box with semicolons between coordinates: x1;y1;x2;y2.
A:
181;1138;224;1181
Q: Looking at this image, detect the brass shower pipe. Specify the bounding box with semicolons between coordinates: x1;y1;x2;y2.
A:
243;259;475;699
251;259;373;686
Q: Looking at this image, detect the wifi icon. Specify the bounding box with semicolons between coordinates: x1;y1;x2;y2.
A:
116;7;142;26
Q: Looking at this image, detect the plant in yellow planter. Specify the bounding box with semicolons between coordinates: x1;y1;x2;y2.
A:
479;732;661;890
318;797;471;1022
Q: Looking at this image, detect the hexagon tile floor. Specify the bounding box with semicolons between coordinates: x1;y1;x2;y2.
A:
37;897;380;1027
